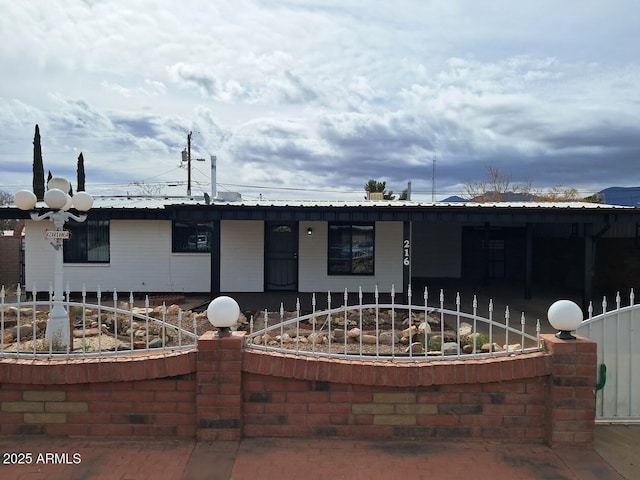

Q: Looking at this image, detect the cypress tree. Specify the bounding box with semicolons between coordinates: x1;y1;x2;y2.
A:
32;125;45;200
77;152;85;192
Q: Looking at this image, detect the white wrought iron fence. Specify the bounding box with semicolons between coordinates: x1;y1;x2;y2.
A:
247;285;542;360
1;284;198;358
577;290;640;422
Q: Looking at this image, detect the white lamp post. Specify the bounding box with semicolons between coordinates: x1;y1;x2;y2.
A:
207;296;240;336
547;300;583;340
14;178;93;351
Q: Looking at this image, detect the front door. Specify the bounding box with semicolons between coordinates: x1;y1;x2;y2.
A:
265;222;298;291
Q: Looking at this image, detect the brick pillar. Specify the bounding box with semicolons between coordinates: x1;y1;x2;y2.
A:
542;333;597;447
196;331;245;441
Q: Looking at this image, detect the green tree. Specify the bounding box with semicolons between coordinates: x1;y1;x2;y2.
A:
364;179;395;200
32;125;45;200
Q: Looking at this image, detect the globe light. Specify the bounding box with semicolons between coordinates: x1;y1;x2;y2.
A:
19;176;92;352
547;300;583;340
62;194;73;211
72;191;94;211
207;296;240;336
14;190;37;211
47;177;71;193
43;189;68;210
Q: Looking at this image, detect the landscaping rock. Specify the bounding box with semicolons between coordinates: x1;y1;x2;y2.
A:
442;342;460;355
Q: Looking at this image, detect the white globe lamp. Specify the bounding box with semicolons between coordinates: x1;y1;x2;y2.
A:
43;189;68;210
207;296;240;336
72;191;94;211
47;177;71;193
14;190;37;211
62;194;73;211
548;300;583;340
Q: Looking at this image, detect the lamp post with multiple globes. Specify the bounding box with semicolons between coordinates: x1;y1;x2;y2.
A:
14;178;93;351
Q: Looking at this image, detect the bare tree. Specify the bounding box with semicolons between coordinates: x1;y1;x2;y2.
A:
132;182;166;196
463;166;532;202
534;185;580;202
465;166;595;203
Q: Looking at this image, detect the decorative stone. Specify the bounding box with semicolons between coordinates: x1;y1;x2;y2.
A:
379;331;395;345
418;321;431;334
347;327;361;338
406;342;424;354
361;334;378;344
504;343;522;352
73;328;101;338
458;322;472;340
333;329;346;341
442;342;460;355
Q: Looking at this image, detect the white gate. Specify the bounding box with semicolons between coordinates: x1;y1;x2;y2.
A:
577;290;640;422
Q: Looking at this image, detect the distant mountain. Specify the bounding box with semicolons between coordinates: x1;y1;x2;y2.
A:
598;187;640;207
440;195;466;202
440;192;535;203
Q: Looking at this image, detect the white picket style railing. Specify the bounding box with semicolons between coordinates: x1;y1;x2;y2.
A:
247;285;542;360
1;284;198;358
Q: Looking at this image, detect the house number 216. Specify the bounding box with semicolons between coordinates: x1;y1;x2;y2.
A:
403;239;410;266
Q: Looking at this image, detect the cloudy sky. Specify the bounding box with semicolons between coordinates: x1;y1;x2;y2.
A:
1;1;638;201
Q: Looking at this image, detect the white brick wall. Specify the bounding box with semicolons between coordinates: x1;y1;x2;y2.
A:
24;220;210;293
298;221;403;293
220;220;264;292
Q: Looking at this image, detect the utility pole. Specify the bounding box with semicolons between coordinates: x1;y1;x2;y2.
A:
431;152;436;202
187;131;192;196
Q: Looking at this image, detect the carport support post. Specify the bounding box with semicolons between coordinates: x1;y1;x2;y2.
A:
196;330;245;441
583;223;593;311
403;221;411;302
524;223;533;299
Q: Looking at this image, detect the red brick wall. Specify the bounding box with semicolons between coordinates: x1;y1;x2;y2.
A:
0;333;597;447
0;351;197;437
241;349;551;440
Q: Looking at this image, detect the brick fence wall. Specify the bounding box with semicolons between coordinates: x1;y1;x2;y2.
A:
0;332;596;446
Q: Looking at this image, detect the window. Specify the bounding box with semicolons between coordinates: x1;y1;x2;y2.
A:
172;220;214;252
63;220;110;263
328;223;374;275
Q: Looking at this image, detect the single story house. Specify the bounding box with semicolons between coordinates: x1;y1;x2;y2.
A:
2;196;639;309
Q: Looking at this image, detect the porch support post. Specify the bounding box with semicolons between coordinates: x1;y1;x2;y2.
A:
525;223;533;299
583;223;593;311
210;220;221;297
403;221;411;302
483;222;490;285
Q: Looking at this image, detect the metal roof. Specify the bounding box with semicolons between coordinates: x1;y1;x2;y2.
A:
1;196;638;224
85;196;634;210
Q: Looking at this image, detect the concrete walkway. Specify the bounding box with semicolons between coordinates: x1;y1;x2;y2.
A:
0;425;637;480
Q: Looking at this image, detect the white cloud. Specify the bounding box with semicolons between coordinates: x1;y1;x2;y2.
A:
0;0;639;200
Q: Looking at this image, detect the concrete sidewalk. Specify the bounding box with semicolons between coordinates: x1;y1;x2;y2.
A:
1;426;637;480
